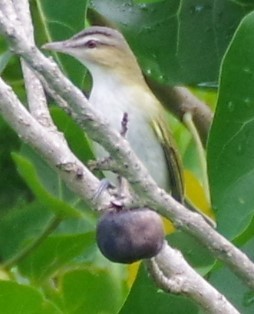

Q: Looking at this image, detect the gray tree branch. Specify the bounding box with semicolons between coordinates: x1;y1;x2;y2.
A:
146;242;239;314
6;0;53;126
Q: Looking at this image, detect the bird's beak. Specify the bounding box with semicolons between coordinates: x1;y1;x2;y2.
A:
42;41;68;52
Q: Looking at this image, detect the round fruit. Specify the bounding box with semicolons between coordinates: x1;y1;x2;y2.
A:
96;208;164;264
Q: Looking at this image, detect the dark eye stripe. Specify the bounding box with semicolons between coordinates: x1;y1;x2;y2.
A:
67;38;113;49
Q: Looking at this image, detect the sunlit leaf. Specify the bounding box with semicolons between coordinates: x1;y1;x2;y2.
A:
184;169;214;219
59;267;127;314
0;281;62;314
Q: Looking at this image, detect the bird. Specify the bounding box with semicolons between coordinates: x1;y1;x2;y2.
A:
43;26;183;202
43;26;214;226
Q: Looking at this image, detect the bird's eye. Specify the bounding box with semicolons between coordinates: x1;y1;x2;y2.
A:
85;40;97;48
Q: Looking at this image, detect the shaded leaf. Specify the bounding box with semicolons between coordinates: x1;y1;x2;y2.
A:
0;117;31;211
0;202;52;261
90;0;254;84
34;0;89;86
12;153;82;218
167;232;215;275
209;238;254;313
0;51;12;74
18;232;95;282
119;264;198;314
51;107;94;163
208;12;254;239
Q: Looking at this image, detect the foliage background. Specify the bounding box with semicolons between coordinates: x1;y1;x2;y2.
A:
1;0;254;313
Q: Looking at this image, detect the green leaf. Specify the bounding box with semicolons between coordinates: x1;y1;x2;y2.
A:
0;281;62;314
209;238;254;313
0;51;12;74
207;12;254;239
134;0;164;3
0;117;31;210
18;232;95;282
51;107;94;163
0;202;52;261
90;0;254;84
119;264;198;314
12;153;82;218
167;231;215;275
59;267;127;314
19;143;84;206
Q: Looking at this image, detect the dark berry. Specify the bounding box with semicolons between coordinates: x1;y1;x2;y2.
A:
96;208;164;264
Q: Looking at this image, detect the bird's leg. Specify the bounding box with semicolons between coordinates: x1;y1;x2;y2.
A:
92;178;116;200
92;113;130;205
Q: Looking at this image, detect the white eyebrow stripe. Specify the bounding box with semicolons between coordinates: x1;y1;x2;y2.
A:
75;35;99;46
68;34;113;48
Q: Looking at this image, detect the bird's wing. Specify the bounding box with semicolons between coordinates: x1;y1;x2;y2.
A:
151;116;184;203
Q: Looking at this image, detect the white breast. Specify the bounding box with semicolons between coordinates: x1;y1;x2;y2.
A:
89;74;170;191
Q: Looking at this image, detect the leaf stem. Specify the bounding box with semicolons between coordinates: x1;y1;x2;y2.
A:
183;112;211;205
